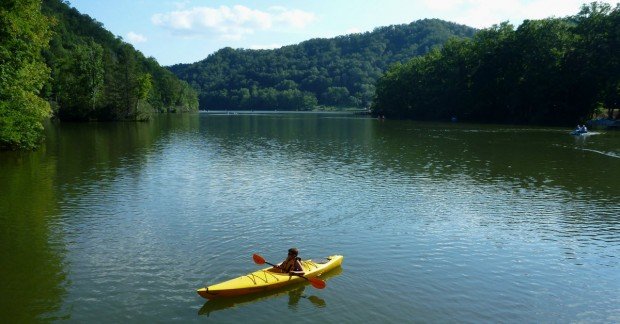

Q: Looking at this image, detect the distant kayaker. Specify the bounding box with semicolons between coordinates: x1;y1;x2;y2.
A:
574;125;588;133
274;248;305;276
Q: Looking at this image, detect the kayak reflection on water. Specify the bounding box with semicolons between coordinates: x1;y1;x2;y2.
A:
198;267;341;317
198;285;323;316
287;286;327;309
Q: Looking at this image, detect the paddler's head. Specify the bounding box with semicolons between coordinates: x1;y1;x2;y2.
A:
288;248;299;257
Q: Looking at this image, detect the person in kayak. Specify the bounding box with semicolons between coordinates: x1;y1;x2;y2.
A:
274;248;305;276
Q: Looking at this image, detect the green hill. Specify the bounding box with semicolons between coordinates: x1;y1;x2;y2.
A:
169;19;476;111
371;3;620;126
41;0;198;121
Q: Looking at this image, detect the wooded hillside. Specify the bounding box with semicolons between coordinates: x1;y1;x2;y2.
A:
169;19;476;110
1;0;199;150
371;3;620;126
41;0;199;121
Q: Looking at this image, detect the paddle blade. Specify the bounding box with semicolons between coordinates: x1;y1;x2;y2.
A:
252;254;266;265
308;277;326;289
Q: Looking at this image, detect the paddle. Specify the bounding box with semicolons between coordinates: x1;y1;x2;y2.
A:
252;253;326;289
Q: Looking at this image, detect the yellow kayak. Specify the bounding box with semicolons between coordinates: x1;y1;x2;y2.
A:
198;268;342;316
197;255;343;299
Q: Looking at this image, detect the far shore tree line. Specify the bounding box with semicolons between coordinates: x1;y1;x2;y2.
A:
169;19;477;111
2;1;618;151
371;2;620;125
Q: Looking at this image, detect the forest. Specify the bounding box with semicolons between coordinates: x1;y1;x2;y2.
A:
371;3;620;126
169;19;476;111
3;1;618;151
0;0;198;150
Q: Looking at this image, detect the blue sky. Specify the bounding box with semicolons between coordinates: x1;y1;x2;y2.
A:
69;0;617;66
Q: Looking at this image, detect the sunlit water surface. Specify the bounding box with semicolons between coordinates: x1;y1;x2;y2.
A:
1;113;618;322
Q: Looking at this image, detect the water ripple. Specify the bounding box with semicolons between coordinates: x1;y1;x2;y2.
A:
3;115;618;322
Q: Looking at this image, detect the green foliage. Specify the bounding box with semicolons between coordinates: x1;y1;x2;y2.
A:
570;2;620;120
54;40;104;119
372;3;620;125
41;0;199;122
169;19;476;110
0;0;52;150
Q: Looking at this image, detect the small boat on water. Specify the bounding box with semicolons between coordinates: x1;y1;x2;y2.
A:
197;255;344;299
571;130;589;135
198;267;342;316
570;130;601;136
571;124;592;135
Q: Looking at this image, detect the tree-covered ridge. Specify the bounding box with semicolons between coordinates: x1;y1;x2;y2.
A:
1;0;199;150
41;0;198;121
372;3;620;126
0;0;52;150
169;19;476;110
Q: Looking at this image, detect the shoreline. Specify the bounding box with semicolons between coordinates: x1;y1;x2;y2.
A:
198;109;368;115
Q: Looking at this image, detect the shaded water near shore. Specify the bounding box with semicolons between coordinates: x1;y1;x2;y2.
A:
1;113;619;322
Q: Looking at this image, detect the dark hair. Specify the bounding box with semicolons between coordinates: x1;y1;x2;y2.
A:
288;248;299;256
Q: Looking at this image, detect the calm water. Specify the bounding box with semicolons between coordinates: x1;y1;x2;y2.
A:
1;113;619;322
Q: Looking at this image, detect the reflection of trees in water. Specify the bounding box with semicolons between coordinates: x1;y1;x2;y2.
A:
200;114;619;201
0;149;65;322
0;115;193;321
199;113;375;150
369;122;620;201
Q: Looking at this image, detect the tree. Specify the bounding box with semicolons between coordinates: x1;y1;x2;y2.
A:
135;73;153;120
323;87;353;106
372;4;620;125
570;2;620;120
168;19;477;110
0;0;52;150
41;0;198;121
56;40;104;120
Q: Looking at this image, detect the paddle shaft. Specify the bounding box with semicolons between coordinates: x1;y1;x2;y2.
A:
263;261;278;268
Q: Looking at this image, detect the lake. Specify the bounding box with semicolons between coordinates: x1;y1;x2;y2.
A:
1;112;619;322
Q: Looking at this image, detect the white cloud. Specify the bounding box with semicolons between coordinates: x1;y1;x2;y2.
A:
126;31;147;43
174;1;190;10
152;5;316;40
422;0;618;28
274;9;316;28
423;0;465;11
